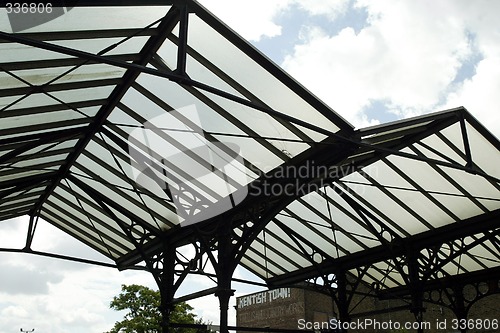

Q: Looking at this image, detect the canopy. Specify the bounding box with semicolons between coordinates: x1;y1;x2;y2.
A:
1;1;499;321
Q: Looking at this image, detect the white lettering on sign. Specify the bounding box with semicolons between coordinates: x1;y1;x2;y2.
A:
237;288;291;309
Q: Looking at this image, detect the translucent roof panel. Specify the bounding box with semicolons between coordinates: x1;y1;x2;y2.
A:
0;3;497;298
0;6;170;33
0;2;352;267
182;13;345;138
246;109;500;291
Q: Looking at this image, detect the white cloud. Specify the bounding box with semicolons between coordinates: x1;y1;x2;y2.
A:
0;217;152;333
436;1;500;137
442;56;500;137
0;264;62;295
198;0;352;42
293;0;350;18
0;259;154;333
2;305;29;318
0;216;27;248
199;0;290;41
282;0;486;128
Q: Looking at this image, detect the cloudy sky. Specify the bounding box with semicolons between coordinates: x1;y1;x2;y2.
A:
1;1;499;332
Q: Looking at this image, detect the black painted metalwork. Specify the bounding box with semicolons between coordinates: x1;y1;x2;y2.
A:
0;2;499;332
27;6;181;220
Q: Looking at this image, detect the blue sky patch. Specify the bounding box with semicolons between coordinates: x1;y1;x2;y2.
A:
253;1;369;64
452;32;483;84
363;99;399;123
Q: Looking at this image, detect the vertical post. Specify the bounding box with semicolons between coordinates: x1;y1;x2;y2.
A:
216;222;235;333
24;214;37;250
175;2;189;77
158;241;176;333
458;112;473;168
452;285;468;333
408;250;425;333
216;286;233;333
336;270;350;332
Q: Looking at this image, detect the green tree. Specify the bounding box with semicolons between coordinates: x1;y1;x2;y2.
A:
105;284;211;333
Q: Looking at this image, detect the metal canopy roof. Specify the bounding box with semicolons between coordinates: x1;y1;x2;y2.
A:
254;110;500;286
0;1;350;257
1;0;499;322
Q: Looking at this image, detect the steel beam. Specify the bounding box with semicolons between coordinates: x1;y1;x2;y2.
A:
0;0;173;6
187;0;354;131
0;247;117;268
25;6;181;218
0;30;349;140
267;208;500;286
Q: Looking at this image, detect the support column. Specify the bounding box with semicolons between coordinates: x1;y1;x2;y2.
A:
408;251;425;333
174;2;189;76
452;285;468;333
216;223;235;333
215;287;234;333
336;270;350;332
158;242;177;333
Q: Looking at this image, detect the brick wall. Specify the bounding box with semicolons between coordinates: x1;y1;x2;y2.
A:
236;288;305;331
236;286;500;333
236;288;334;332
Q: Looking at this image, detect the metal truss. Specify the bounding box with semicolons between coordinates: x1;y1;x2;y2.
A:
1;2;499;333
